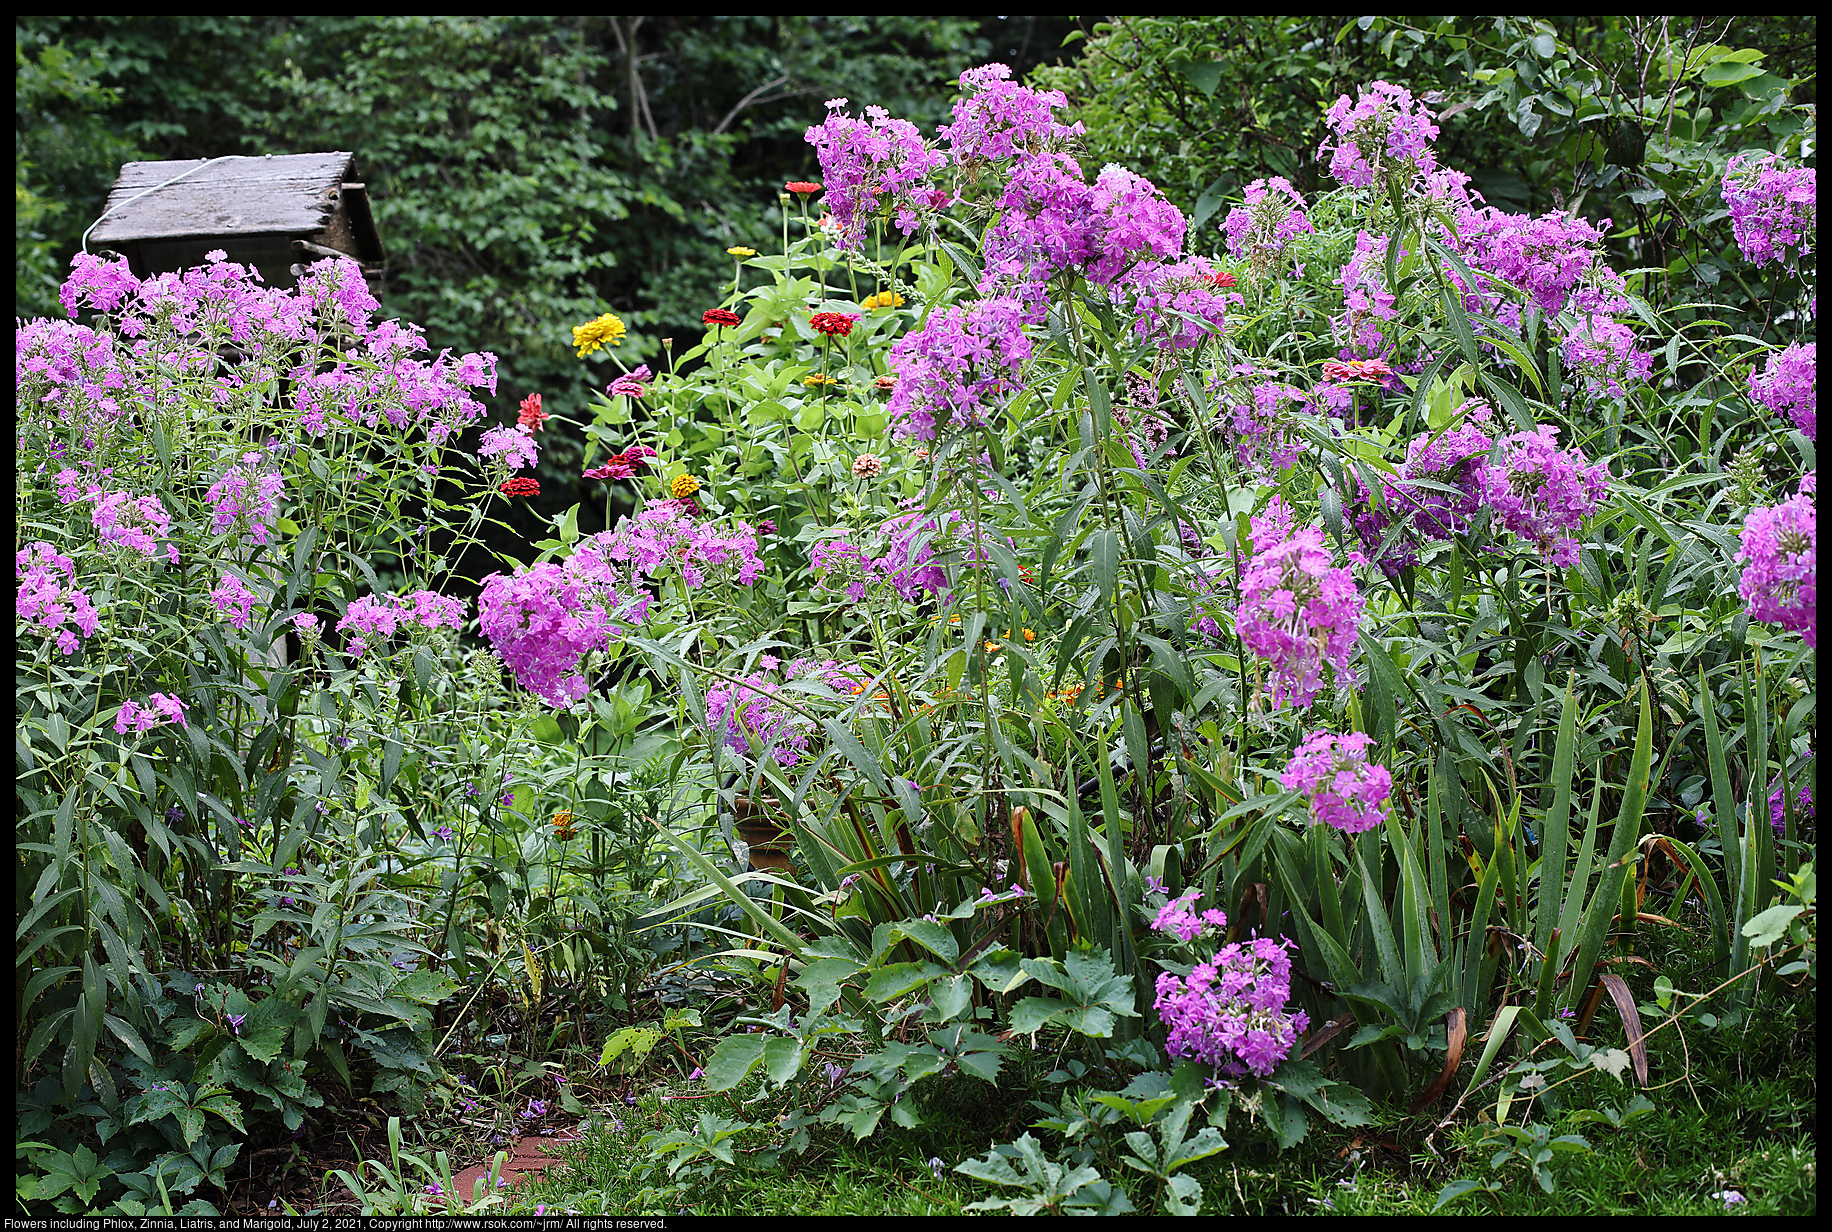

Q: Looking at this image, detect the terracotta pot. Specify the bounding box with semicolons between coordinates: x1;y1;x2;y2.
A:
733;794;794;871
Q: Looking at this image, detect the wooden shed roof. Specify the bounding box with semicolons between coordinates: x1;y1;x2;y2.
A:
89;152;383;264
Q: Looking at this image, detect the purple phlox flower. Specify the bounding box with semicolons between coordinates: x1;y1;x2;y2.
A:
434;825;455;841
1722;153;1815;269
1282;730;1392;835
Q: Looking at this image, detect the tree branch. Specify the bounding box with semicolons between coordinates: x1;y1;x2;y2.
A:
711;73;792;136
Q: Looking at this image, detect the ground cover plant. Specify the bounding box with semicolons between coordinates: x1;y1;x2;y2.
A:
15;24;1814;1218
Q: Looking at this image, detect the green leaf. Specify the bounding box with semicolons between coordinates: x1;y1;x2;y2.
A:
701;1033;768;1093
1742;903;1804;948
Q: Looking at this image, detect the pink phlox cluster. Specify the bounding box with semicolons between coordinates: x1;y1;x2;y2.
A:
811;537;872;603
1112;403;1177;470
114;693;190;736
869;510;958;601
478;550;648;707
940;63;1084;166
885;296;1034;441
1125;257;1236;351
1480;426;1610;568
59;251;142;319
479;424;541;472
16;541;99;655
1319;80;1440;190
91;489;176;560
1749;342;1816;440
1235;497;1363;709
1351;407;1494;576
704;670;813;768
1224;374;1310;474
1335;231;1402;353
1722;153;1816;268
295;258;380;337
1562;315;1653;400
1153;931;1309;1078
335;589;467;656
593;505;764;589
1736;479;1816;647
204;453;287;544
1281;729;1393;834
1223;176;1313;262
211;573;260;632
984;159;1185;292
805;98;947;247
1452;207;1610;320
1151;889;1228;943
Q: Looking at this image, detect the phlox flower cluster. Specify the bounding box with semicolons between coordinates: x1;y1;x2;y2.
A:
1125;258;1237;352
1152;888;1229;943
1150;894;1309;1078
211;573;260;631
1223;177;1313;264
701;660;863;768
589;505;765;589
115;693;189;736
1235;497;1363;709
1335;231;1402;353
939;63;1084;167
870;510;959;601
16;542;99;655
1480;426;1610;568
335;589;467;656
885;297;1033;440
984;160;1186;293
478;554;648;708
91;488;177;562
205;453;287;544
479;424;540;473
1319;80;1440;190
810;538;873;603
804;98;947;246
1351;406;1494;576
1562;314;1653;400
1223;373;1310;474
1451;207;1611;321
1749;342;1816;440
1736;479;1816;647
1280;729;1392;834
1722;153;1816;269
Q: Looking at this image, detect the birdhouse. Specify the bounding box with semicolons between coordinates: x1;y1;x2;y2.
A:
87;151;384;291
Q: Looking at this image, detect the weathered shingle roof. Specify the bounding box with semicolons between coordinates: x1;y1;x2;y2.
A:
89;152;380;262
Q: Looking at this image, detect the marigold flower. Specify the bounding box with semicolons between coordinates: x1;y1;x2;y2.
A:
810;311;860;337
573;313;626;357
863;291;906;311
785;181;822;196
852;453;884;478
703;308;742;329
500;477;540;497
552;810;579;840
517;393;546;432
726;246;757;257
670;474;702;499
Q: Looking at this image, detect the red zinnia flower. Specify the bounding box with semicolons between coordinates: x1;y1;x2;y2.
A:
785;181;822;196
810;312;859;337
517;392;546;432
703;308;741;329
1203;269;1238;289
500;477;540;497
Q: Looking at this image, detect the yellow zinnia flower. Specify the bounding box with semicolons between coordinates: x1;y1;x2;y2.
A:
803;373;839;388
572;313;626;357
670;473;701;499
862;291;905;311
727;246;757;257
